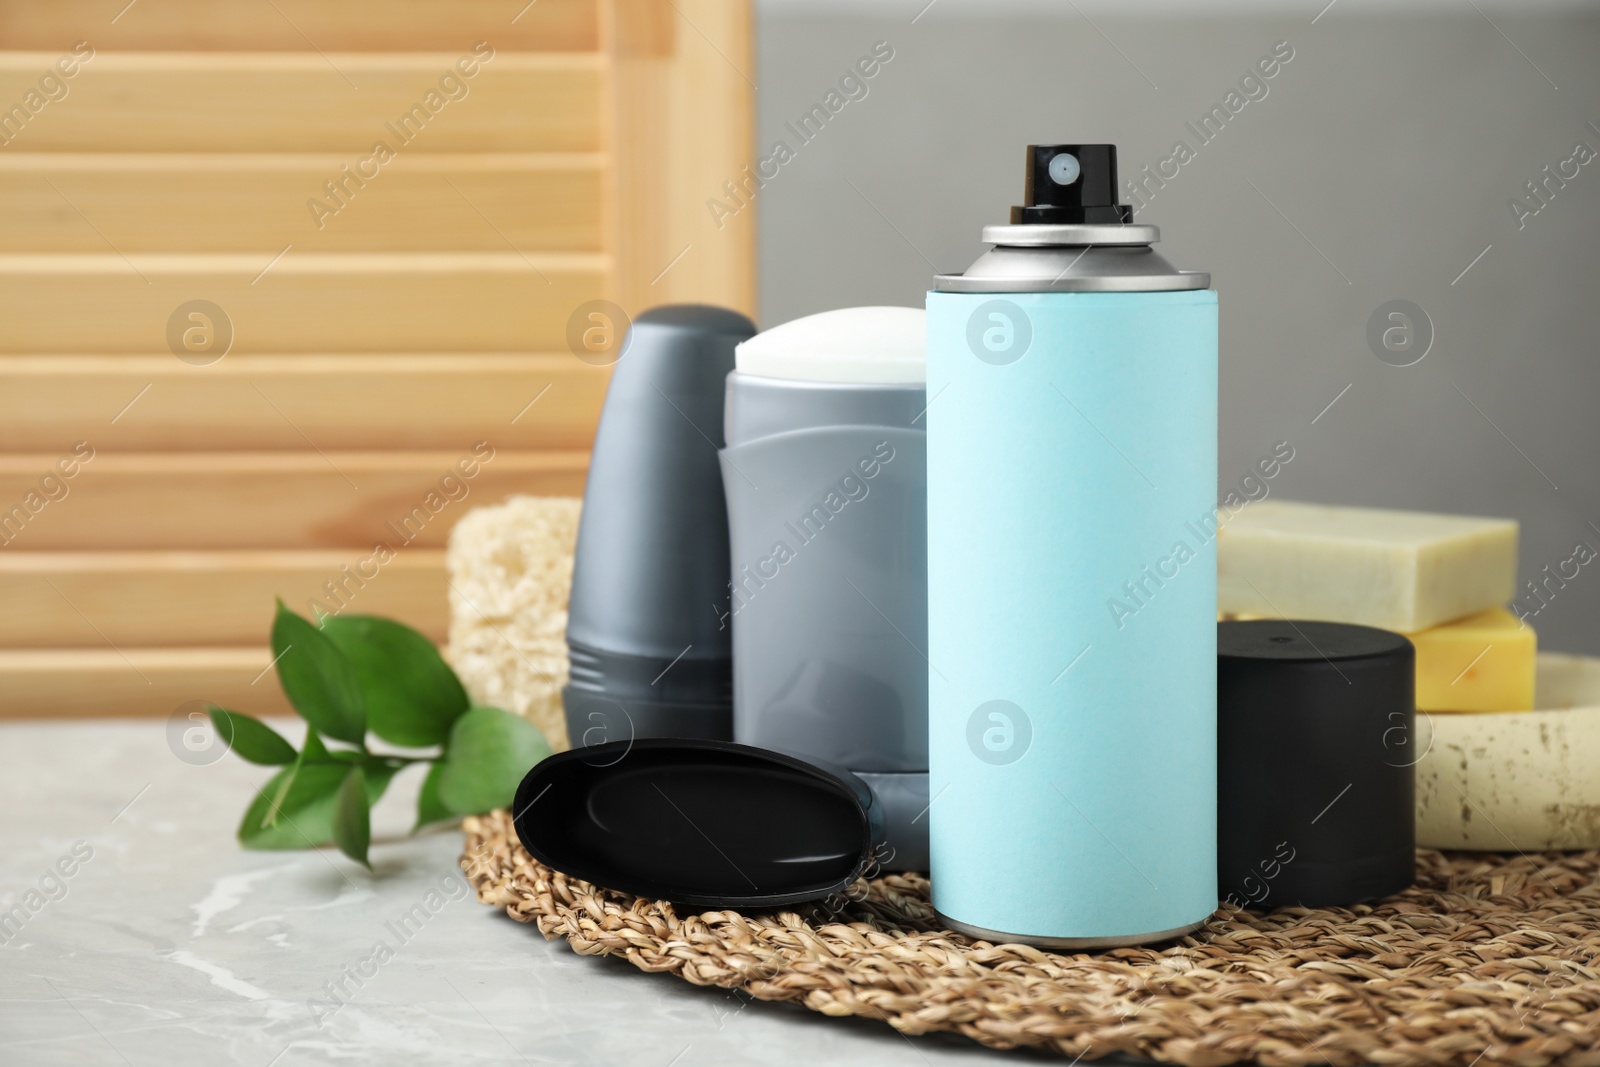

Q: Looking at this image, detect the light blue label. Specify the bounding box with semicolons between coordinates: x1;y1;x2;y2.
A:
925;289;1218;939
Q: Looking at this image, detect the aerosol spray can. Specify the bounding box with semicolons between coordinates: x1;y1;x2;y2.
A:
926;144;1217;946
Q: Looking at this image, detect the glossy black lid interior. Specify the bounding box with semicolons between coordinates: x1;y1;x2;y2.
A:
512;739;878;909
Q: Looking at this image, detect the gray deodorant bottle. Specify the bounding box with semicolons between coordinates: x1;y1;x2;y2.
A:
719;307;929;871
564;305;756;747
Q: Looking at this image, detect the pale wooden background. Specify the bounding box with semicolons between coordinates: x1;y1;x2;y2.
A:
0;0;755;717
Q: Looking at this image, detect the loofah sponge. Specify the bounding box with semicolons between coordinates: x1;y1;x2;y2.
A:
445;495;581;751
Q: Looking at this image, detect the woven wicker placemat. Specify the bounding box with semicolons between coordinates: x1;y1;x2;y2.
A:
461;810;1600;1066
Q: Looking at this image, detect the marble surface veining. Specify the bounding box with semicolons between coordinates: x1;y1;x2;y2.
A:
0;720;1041;1066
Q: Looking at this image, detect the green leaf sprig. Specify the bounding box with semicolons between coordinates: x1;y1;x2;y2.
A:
211;602;552;868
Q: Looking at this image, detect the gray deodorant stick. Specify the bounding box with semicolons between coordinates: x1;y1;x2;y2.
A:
564;305;756;747
719;307;930;871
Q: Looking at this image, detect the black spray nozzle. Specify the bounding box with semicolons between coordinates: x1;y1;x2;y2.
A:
1012;144;1133;225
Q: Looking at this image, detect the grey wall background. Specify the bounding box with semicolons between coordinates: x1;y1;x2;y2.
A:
750;0;1600;655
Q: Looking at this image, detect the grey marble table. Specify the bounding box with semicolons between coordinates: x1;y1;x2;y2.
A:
0;720;1048;1066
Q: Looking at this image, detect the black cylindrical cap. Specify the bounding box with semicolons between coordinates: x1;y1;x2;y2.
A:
1218;620;1416;909
1012;144;1133;225
565;305;756;745
512;739;885;909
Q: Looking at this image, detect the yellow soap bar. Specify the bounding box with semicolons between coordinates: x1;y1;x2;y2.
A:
1410;608;1535;712
1217;500;1517;631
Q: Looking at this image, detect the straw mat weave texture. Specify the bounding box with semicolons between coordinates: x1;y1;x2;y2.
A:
462;811;1600;1066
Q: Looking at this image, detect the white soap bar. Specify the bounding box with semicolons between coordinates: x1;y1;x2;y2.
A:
1415;652;1600;850
735;306;925;384
1216;500;1517;632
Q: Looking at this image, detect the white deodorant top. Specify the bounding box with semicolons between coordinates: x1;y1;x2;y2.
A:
734;306;925;385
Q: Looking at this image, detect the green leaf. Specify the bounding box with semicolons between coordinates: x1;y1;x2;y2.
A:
320;615;468;748
414;761;454;831
238;759;399;851
299;728;364;764
331;766;372;868
240;763;337;847
262;761;302;829
271;601;365;744
436;707;552;815
209;707;296;766
301;727;331;763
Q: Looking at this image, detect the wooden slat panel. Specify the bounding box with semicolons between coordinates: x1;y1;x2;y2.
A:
0;54;602;152
0;550;449;647
0;452;588;549
606;0;756;317
0;356;607;451
0;648;291;719
0;154;604;252
0;1;760;724
0;253;606;353
0;0;598;53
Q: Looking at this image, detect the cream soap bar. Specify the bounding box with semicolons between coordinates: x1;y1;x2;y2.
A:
1412;607;1536;712
1217;501;1517;632
1416;652;1600;850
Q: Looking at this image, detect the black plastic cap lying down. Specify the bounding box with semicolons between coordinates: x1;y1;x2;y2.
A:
511;739;885;909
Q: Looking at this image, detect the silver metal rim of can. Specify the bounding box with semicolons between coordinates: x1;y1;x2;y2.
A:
934;910;1212;949
939;223;1210;293
982;223;1162;247
934;267;1213;293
